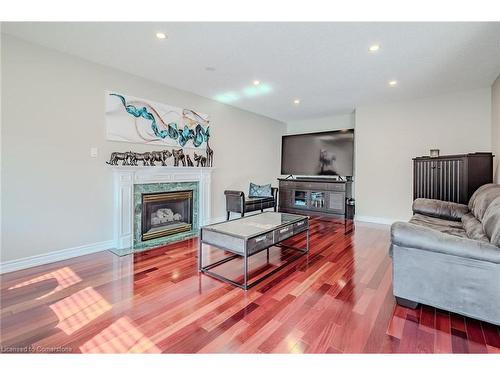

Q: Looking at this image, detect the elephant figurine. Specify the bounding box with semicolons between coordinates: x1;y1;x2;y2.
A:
194;152;207;167
186;154;194;167
172;149;186;167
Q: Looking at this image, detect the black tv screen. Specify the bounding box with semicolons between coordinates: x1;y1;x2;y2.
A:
281;129;354;177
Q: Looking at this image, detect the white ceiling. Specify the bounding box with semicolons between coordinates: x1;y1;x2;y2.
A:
3;22;500;122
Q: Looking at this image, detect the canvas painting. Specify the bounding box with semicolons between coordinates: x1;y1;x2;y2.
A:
105;91;210;149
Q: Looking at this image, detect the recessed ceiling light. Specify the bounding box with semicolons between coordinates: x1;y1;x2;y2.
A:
293;99;301;105
369;44;380;52
388;80;398;87
253;80;260;86
156;32;167;40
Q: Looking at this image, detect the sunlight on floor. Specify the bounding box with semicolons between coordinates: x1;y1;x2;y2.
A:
49;286;112;335
9;266;82;300
284;330;305;353
79;316;161;353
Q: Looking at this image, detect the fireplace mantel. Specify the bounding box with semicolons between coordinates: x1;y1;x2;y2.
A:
111;166;214;250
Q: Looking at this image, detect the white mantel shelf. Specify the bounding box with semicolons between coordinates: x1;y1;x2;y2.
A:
111;166;214;250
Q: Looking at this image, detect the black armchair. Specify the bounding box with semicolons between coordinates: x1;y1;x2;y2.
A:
224;188;278;220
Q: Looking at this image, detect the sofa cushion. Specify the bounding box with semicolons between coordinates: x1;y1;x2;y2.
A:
412;198;468;221
461;213;490;243
246;196;274;205
468;183;500;221
482;196;500;247
249;182;272;198
409;213;467;239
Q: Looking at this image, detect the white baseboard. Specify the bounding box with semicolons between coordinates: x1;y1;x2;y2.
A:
354;215;399;225
0;239;115;274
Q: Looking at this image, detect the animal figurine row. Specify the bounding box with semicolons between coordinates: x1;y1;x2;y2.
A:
107;145;214;167
107;150;173;166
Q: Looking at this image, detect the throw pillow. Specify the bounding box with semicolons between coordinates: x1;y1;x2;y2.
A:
249;182;272;198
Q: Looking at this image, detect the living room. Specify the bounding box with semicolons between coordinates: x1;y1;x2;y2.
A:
1;1;500;372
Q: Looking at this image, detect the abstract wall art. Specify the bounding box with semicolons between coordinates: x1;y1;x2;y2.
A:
105;91;210;149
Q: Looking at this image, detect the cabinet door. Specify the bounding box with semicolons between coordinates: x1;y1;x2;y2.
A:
293;190;308;208
414;158;465;203
327;192;345;214
279;189;292;209
310;191;326;209
435;159;463;203
414;160;436;200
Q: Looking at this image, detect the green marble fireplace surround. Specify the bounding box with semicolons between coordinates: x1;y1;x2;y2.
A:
133;181;199;251
110;166;213;257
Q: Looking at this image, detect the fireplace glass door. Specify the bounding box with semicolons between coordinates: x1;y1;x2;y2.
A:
141;190;193;241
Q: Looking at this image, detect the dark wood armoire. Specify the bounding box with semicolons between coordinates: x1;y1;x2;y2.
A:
413;152;494;204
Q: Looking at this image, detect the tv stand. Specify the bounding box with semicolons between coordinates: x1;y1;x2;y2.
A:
278;177;353;218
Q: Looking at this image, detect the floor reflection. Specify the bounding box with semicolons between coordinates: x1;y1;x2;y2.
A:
79;316;161;353
49;287;112;335
9;266;82;300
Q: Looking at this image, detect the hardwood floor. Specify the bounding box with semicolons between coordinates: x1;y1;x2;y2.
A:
1;216;499;353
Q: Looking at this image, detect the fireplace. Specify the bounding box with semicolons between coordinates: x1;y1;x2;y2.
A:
141;190;193;241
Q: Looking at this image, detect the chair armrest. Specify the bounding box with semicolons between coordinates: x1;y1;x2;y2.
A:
391;221;500;264
271;187;278;201
224;190;245;213
271;187;278;209
224;190;244;197
412;198;469;221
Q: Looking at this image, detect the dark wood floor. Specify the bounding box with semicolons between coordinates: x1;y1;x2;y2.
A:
1;217;499;353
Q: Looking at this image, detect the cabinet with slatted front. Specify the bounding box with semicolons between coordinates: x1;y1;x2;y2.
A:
413;152;493;204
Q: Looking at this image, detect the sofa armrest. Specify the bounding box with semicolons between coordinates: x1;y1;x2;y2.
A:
412;198;469;221
391;221;500;264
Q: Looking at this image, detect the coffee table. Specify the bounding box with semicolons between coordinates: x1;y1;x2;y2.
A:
198;212;309;290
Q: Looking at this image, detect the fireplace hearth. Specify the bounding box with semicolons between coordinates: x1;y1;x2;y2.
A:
141;190;193;241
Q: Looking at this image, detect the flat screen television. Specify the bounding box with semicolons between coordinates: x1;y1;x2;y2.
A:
281;129;354;177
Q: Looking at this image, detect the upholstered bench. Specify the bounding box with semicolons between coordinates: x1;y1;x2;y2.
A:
224;184;278;220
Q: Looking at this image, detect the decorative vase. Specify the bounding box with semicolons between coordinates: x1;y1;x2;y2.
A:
430;149;440;158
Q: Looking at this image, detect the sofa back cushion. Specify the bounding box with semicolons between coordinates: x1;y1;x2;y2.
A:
249;182;272;198
482;196;500;247
468;183;500;221
461;213;490;242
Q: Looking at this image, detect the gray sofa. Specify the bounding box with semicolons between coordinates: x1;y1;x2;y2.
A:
390;183;500;325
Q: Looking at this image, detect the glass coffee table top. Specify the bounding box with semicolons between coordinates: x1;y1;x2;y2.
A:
202;212;308;239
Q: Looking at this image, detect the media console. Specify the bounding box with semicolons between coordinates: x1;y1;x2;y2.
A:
278;178;353;218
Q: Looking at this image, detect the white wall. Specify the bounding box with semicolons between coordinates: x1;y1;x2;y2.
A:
1;35;285;262
286;113;354;134
492;75;500;183
355;88;492;223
